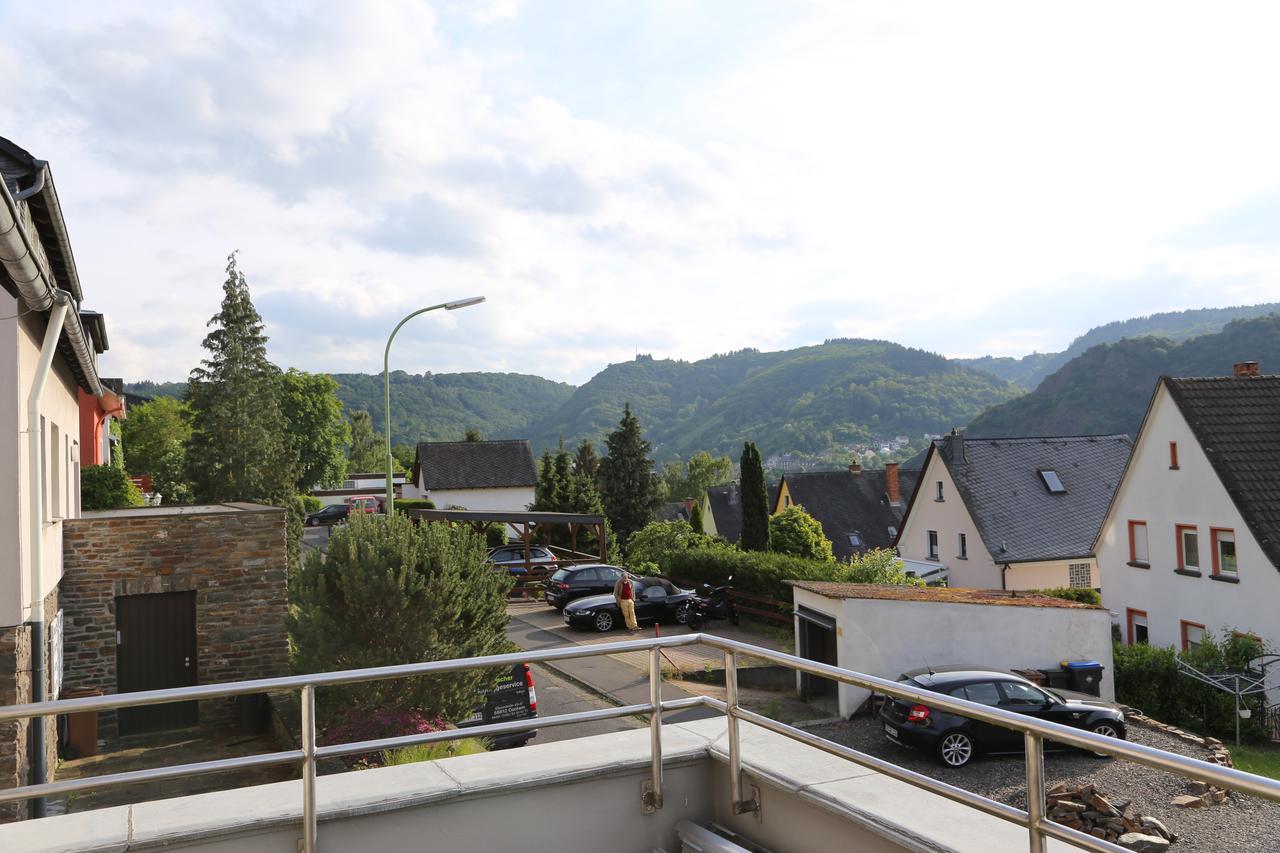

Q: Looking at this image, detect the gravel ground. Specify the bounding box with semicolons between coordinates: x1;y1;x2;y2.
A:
804;716;1280;852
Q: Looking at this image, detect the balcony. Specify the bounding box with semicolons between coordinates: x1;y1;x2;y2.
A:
2;634;1278;852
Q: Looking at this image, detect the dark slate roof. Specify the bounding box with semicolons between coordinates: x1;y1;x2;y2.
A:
780;468;920;560
414;440;538;490
656;501;691;523
927;433;1132;563
705;482;779;544
1164;375;1280;569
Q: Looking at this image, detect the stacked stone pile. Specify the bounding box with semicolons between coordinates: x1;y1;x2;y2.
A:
1046;782;1176;851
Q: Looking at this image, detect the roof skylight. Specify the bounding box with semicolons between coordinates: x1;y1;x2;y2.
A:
1039;469;1066;494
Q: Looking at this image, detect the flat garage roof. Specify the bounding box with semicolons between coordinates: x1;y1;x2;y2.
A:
80;502;283;519
786;581;1100;609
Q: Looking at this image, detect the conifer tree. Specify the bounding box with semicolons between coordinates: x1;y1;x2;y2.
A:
598;403;661;544
573;439;600;481
186;253;296;503
739;441;770;552
346;410;383;473
689;499;705;535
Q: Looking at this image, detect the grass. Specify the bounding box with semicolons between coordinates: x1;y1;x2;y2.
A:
1230;743;1280;780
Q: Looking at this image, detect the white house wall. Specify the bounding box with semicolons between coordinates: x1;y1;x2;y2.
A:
1097;386;1277;655
897;454;1002;589
792;588;1115;718
0;292;21;627
427;487;535;513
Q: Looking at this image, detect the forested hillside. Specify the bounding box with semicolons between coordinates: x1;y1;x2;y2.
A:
956;303;1280;389
964;314;1280;437
531;340;1020;459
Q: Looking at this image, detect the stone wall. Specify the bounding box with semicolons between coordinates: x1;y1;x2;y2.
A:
0;588;59;823
60;505;289;738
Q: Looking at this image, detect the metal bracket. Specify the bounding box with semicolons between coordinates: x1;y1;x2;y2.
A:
641;779;663;813
732;784;761;821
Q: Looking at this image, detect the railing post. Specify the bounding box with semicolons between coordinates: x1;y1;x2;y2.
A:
301;685;318;853
724;649;758;814
645;646;664;811
1023;731;1046;853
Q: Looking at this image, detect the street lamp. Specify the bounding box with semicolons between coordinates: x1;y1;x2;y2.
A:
383;296;486;515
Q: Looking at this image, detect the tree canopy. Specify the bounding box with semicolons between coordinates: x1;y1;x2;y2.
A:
769;505;834;561
280;369;350;491
347;409;384;474
598;403;661;544
121;396;193;504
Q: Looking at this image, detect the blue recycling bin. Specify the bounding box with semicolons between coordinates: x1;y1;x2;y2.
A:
1061;660;1104;696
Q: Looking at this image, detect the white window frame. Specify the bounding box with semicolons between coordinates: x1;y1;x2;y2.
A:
1213;528;1237;575
957;532;967;559
1129;520;1149;565
927;530;939;560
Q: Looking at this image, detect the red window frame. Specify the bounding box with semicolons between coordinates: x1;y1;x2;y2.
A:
1210;527;1237;575
1127;520;1148;564
1126;608;1149;646
1175;524;1199;570
1180;620;1206;651
1169;441;1179;469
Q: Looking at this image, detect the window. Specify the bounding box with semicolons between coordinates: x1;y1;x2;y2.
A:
1181;621;1206;651
1128;521;1149;566
961;682;1001;706
846;532;862;548
957;533;967;559
934;481;944;501
927;530;939;560
1176;525;1199;571
1000;681;1050;706
40;416;47;520
887;526;898;539
1212;528;1237;575
783;494;792;507
71;440;80;517
1169;441;1179;469
1126;609;1149;645
51;423;61;518
1039;469;1066;494
1068;563;1091;588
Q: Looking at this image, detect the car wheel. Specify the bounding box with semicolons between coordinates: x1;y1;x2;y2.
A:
937;731;975;768
593;611;615;632
675;602;692;625
1088;722;1123;758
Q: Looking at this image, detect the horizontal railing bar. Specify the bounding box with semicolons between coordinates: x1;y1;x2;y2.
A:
0;749;304;805
702;635;1280;803
657;696;706;713
1037;817;1129;853
0;634;705;722
732;705;1026;825
317;703;653;759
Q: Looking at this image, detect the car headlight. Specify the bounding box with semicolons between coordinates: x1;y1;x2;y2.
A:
577;610;593;616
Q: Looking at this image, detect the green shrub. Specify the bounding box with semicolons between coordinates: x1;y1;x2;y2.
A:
626;520;726;565
382;737;490;765
394;498;437;512
296;494;323;514
768;506;835;561
81;465;145;510
1031;587;1101;606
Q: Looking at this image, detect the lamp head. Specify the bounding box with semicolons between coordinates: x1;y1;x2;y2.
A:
444;296;485;310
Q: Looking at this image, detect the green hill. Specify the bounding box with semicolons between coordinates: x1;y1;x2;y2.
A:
964;313;1280;437
531;340;1020;460
956;303;1280;389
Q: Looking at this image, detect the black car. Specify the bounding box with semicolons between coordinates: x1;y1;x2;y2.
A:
305;504;349;527
456;662;538;748
544;564;627;609
878;667;1126;768
563;577;696;632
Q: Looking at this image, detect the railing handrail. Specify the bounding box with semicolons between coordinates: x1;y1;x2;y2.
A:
3;632;1279;853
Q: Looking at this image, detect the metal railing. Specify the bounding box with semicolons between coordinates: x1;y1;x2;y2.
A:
3;634;1280;853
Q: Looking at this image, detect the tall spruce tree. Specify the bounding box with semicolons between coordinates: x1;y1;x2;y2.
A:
347;410;383;473
598;403;661;544
573;439;600;481
739;441;770;551
186;253;296;503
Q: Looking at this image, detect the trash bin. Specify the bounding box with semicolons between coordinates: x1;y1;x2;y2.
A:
237;693;270;735
1013;669;1047;686
61;687;102;759
1040;669;1071;690
1061;660;1104;696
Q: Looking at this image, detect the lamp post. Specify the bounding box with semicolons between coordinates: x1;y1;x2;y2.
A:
383;296;485;515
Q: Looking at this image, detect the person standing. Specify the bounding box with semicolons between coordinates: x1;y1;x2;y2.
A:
613;572;639;631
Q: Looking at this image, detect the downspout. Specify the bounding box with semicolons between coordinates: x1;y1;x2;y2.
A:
25;292;69;818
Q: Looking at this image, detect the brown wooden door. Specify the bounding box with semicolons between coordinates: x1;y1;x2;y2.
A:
116;591;198;735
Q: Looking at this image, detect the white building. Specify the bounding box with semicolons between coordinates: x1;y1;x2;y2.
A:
1095;364;1280;662
895;432;1131;591
411;439;537;512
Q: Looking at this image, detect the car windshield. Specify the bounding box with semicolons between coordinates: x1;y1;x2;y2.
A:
549;569;569;582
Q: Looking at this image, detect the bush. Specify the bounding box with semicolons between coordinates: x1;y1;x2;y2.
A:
320;707;444;768
626;520;726;566
382;737;489;766
288;513;513;721
768;506;835;561
296;494;323;514
81;465;145;510
1031;587;1101;606
394;498;437;512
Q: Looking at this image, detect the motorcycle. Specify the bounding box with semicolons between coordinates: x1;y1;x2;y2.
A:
682;576;739;630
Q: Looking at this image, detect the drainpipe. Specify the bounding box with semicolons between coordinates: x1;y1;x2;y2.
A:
25;292;69;818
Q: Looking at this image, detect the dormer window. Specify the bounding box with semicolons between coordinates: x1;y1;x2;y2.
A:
1039;469;1066;494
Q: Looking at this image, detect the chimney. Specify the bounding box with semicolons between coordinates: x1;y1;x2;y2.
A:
848;462;862;474
1234;361;1260;378
885;462;901;505
683;497;694;518
947;428;965;463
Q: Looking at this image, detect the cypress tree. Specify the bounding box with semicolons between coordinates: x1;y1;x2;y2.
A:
186;253;296;503
739;441;770;551
689;499;705;535
598;403;661;545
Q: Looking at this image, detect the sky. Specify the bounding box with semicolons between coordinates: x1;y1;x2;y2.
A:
4;0;1280;385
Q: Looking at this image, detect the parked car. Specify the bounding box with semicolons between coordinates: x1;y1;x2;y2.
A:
305;504;349;527
879;666;1126;768
457;662;538;749
563;577;696;632
347;495;382;514
544;564;627;609
486;544;558;576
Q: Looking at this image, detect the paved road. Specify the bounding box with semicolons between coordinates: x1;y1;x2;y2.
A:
525;664;644;744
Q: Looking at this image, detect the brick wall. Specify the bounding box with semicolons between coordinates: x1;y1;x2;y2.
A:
60;506;289;738
0;587;59;823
